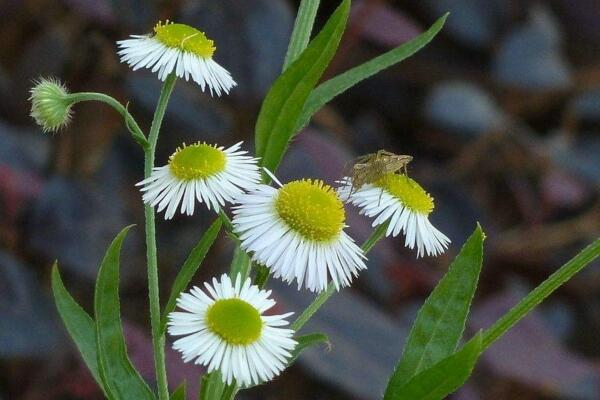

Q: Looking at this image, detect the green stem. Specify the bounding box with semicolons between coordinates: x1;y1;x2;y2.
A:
291;223;388;331
66;92;148;148
144;73;177;400
478;236;600;350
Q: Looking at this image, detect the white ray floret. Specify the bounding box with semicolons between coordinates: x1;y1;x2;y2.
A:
338;174;450;258
168;274;297;387
137;141;260;219
117;21;236;96
232;174;367;292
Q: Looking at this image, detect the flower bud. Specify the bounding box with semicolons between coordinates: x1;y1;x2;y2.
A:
29;78;73;133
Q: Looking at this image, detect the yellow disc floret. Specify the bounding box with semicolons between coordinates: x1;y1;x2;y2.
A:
206;298;262;345
376;174;434;215
153;21;215;58
168;142;226;181
275;179;345;242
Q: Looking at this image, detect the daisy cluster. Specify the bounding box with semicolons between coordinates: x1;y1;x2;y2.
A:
114;20;451;390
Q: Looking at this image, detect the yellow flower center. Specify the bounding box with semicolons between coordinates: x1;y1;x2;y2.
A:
375;174;435;215
168;143;226;181
206;298;262;345
153;21;215;58
275;179;345;242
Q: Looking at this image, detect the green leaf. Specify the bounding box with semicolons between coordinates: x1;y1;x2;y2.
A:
171;382;186;400
283;0;321;69
161;219;222;332
385;225;484;396
295;13;448;132
229;244;252;281
199;372;225;400
480;235;600;350
255;0;351;175
51;264;106;395
388;333;483;400
94;226;155;400
288;332;329;366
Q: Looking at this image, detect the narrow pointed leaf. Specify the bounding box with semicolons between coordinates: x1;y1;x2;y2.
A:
199;372;225;400
386;225;484;394
51;264;105;394
161;219;222;332
387;333;482;400
94;226;155;399
171;382;186;400
283;0;321;69
295;13;448;132
229;244;251;281
255;0;351;175
288;332;329;365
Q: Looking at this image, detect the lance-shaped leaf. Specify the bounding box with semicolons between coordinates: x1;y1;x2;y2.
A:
283;0;321;69
295;13;448;132
51;264;105;395
161;219;222;332
255;0;351;175
199;372;225;400
94;226;155;399
170;382;186;400
385;225;484;396
387;333;483;400
288;332;329;366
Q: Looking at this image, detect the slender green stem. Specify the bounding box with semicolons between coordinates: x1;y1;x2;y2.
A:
291;223;388;331
283;0;321;70
144;73;177;400
478;236;600;350
66;92;148;148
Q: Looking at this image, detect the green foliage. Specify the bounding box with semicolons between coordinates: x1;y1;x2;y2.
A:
294;13;448;132
51;264;105;395
255;0;351;176
171;382;186;400
288;332;329;366
283;0;321;69
94;226;155;399
479;236;600;350
229;244;252;281
387;333;483;400
386;225;484;394
199;372;225;400
161;219;222;332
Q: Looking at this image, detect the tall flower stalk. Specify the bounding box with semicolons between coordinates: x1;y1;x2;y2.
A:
144;73;177;400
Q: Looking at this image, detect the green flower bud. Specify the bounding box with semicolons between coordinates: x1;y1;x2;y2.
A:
29;78;73;133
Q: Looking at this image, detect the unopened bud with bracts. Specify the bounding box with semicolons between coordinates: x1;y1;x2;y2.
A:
29;78;73;134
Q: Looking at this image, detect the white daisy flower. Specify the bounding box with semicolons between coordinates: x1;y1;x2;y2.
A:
232;175;367;292
168;274;297;387
136;141;260;219
339;174;450;258
117;21;236;96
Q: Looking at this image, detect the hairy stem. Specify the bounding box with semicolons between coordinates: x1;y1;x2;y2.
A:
66;92;148;148
144;74;177;400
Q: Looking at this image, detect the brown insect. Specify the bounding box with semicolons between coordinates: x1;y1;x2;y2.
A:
345;150;413;200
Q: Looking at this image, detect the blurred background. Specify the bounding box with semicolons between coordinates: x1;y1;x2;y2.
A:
1;0;599;399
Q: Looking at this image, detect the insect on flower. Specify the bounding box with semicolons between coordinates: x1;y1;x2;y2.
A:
346;150;413;199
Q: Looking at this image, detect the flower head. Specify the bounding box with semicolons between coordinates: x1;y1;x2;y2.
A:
29;78;73;133
117;21;236;96
339;174;450;257
232;175;366;292
168;274;297;386
137;141;260;219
